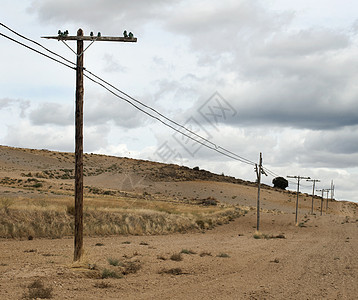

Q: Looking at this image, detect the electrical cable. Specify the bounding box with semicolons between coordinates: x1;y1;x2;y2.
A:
1;23;257;167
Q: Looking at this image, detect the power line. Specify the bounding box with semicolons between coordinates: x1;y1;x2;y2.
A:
1;24;257;167
0;23;76;67
84;72;255;165
0;32;75;70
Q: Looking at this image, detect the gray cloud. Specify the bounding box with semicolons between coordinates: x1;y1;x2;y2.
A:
0;98;30;118
29;102;73;126
84;93;147;129
28;0;169;32
102;54;127;73
0;98;12;109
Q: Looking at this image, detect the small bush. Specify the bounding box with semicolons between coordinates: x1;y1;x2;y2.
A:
199;251;212;257
101;269;122;279
31;182;43;188
66;205;75;216
107;258;120;266
159;268;183;275
23;279;53;299
170;253;183;261
217;253;230;258
122;261;141;275
180;249;196;255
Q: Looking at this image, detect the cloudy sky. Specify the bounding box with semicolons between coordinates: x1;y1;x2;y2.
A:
1;0;357;202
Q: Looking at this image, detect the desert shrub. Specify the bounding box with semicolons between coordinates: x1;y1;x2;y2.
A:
217;253;230;258
23;279;53;299
159;268;183;275
170;253;183;261
107;258;120;266
121;261;141;275
101;269;122;279
66;205;75;216
180;249;196;255
199;251;212;257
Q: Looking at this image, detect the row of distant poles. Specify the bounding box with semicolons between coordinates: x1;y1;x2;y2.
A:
43;29;137;262
255;153;335;231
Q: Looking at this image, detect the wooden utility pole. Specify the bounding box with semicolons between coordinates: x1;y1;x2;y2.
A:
316;189;324;216
316;188;330;216
306;179;320;214
255;152;267;232
325;189;331;212
43;29;137;262
74;28;84;261
287;175;310;225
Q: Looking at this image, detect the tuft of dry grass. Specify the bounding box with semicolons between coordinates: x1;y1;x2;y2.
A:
180;249;196;255
101;269;122;279
159;268;183;275
170;253;183;261
107;258;120;266
121;261;141;275
94;281;111;289
199;251;212;257
23;279;53;299
217;253;230;258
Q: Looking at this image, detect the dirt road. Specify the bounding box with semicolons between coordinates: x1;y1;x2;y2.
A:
0;211;357;299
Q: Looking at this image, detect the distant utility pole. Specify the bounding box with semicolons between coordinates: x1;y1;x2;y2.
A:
316;189;325;216
306;179;320;214
287;175;310;225
255;152;267;232
325;189;331;212
43;29;137;262
316;188;331;216
330;180;335;202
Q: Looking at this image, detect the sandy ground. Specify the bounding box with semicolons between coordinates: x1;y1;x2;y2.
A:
0;146;357;299
0;211;357;300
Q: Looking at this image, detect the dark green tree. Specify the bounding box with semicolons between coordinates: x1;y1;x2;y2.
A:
272;177;288;190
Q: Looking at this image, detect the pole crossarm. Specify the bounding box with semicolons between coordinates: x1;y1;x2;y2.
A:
42;36;137;42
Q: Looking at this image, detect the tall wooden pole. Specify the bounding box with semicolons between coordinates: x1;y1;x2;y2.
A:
256;152;262;231
42;29;137;262
74;28;84;262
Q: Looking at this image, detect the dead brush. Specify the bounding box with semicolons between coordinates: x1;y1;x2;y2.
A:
170;253;183;261
120;260;141;275
23;279;53;299
158;268;183;275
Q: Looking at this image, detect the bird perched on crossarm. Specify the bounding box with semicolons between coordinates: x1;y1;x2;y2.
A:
128;32;133;38
123;30;128;38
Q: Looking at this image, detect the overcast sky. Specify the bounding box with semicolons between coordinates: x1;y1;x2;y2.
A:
1;0;357;202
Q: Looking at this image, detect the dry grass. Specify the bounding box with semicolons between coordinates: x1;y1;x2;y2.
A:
23;279;53;299
159;268;184;275
0;197;245;238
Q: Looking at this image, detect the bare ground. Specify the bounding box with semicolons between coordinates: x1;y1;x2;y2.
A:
0;146;357;299
0;210;357;299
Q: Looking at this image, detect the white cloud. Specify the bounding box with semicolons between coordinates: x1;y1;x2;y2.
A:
1;0;357;202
